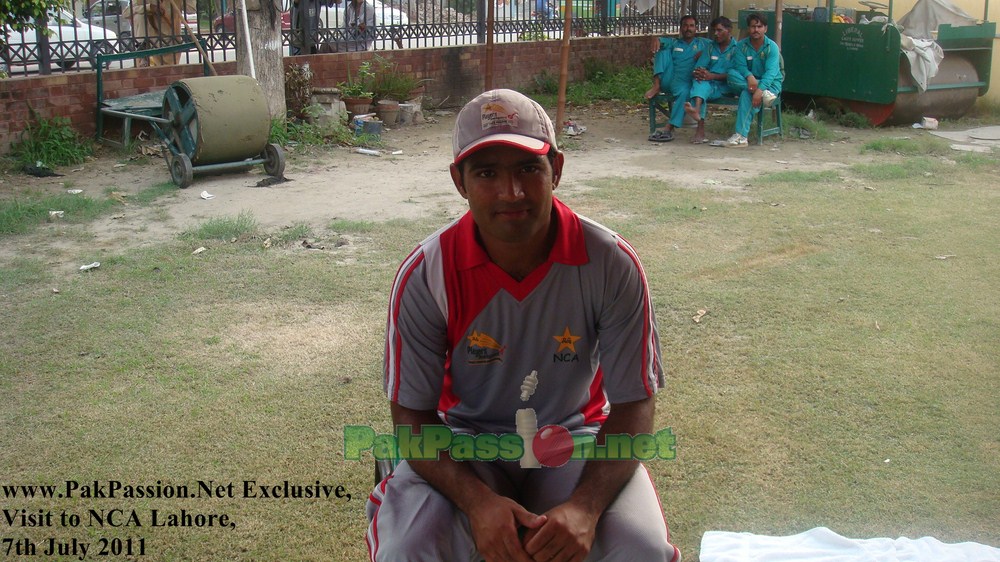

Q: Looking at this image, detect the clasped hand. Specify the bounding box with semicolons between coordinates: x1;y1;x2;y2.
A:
471;497;597;562
746;76;763;107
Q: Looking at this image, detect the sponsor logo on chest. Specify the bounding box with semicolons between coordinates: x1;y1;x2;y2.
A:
463;326;584;365
466;330;505;365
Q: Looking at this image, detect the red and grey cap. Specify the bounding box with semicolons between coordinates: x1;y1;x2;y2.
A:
452;89;558;164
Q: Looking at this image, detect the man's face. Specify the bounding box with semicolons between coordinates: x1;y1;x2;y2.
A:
680;18;697;40
450;145;563;248
712;23;731;45
748;20;767;41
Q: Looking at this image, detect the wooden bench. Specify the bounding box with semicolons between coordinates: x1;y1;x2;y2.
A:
95;40;211;148
648;91;783;145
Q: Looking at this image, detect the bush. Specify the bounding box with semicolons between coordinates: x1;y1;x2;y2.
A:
582;58;616;82
530;64;650;107
9;111;92;168
531;70;559;95
367;55;423;102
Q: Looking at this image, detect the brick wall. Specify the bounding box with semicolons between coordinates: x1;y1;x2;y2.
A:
0;35;654;153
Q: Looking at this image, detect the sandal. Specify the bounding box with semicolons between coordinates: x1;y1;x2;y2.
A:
648;130;674;142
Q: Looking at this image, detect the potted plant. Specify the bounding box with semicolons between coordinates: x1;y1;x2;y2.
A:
368;56;421;103
339;61;376;118
365;55;430;125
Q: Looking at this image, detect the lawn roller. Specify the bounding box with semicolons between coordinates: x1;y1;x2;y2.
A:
100;73;285;188
740;0;994;126
159;75;285;188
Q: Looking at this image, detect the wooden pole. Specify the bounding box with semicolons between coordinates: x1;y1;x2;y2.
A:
556;0;572;129
166;0;218;75
774;0;783;48
485;0;495;90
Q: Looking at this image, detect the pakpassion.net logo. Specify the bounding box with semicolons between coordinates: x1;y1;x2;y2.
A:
344;425;676;467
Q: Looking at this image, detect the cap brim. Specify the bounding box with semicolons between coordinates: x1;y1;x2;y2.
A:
454;134;550;164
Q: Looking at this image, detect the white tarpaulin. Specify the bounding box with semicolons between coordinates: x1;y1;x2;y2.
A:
900;34;944;92
897;0;979;39
701;527;1000;562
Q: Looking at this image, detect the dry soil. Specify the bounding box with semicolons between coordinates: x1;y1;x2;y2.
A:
1;101;887;273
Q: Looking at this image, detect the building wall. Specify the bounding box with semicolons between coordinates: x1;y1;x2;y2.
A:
0;36;653;153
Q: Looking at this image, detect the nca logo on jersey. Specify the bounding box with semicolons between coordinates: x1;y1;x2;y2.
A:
553;326;581;363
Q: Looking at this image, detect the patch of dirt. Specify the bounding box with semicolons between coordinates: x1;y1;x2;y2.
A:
0;101;887;274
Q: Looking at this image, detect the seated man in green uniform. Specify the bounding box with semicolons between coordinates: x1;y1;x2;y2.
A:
723;12;783;148
645;14;711;142
683;16;737;144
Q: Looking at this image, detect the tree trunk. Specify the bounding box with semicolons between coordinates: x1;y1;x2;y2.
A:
236;0;286;120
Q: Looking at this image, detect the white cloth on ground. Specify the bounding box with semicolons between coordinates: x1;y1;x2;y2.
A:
700;526;1000;562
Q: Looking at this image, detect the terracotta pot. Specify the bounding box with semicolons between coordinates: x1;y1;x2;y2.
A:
407;85;426;102
343;96;373;119
376;99;400;126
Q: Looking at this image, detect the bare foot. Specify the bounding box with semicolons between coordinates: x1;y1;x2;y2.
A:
692;121;706;144
684;102;700;122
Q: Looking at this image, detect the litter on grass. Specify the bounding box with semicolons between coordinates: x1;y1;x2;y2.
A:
563;121;587;136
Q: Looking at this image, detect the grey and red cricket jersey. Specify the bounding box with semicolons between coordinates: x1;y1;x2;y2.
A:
384;196;665;434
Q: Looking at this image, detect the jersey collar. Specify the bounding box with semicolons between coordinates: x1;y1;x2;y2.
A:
455;196;588;270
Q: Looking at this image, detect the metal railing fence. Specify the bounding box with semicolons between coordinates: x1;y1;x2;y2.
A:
1;0;711;76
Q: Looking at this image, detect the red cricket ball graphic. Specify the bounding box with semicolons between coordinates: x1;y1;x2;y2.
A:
532;424;575;467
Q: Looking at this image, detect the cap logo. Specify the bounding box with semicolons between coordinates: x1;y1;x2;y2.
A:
453;89;557;163
481;102;519;131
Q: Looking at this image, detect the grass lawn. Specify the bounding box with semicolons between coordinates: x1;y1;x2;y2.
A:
1;145;998;560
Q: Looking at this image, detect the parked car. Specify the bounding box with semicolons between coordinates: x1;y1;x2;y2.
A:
317;0;409;28
213;10;292;33
83;0;132;38
2;9;120;70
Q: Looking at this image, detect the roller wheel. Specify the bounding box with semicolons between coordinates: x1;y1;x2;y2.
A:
170;153;194;188
263;143;286;178
162;85;199;166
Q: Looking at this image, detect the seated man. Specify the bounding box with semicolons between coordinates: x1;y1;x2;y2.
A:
366;89;681;562
684;16;737;144
645;14;710;142
723;12;783;148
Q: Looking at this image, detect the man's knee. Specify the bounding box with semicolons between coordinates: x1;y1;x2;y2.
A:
371;534;445;562
369;504;473;562
367;465;475;561
592;526;679;561
727;72;747;90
